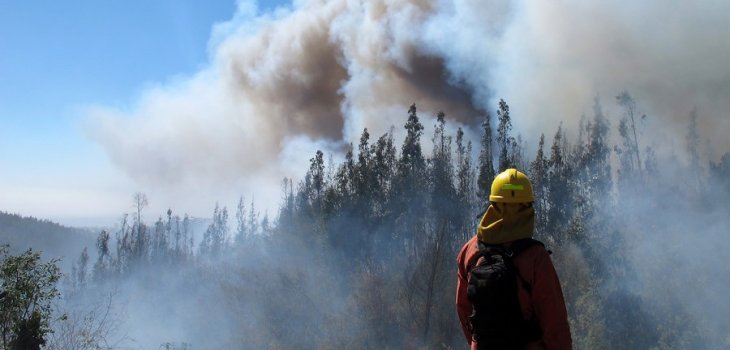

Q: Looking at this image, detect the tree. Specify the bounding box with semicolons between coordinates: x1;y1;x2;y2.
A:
394;104;427;255
686;107;702;193
456;127;476;234
412;221;451;341
114;215;131;275
615;91;644;181
530;134;548;235
477;113;496;201
277;179;296;230
171;215;183;261
398;104;426;182
182;214;193;258
235;196;248;245
398;104;426;188
129;193;150;266
260;213;271;236
546;124;573;241
350;129;377;223
73;248;89;290
310;150;326;202
585;97;612;198
430;112;456;226
354;128;372;201
48;292;122;350
300;150;326;216
710;152;730;196
511;134;526;171
497;99;513;172
371;129;397;216
93;230;110;282
251;199;261;235
199;204;229;257
133;192;148;226
0;246;62;349
151;216;168;263
334;147;355;200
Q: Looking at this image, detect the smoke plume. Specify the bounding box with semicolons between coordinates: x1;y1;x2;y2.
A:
87;0;730;213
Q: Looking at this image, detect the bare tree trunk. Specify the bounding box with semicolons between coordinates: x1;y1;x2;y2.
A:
422;220;448;339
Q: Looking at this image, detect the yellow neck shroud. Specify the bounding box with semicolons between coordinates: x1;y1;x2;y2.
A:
477;204;535;244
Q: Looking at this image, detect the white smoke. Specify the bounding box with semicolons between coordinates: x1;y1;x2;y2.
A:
486;0;730;157
87;0;730;216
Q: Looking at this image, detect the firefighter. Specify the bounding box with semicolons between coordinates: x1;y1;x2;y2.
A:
456;169;572;349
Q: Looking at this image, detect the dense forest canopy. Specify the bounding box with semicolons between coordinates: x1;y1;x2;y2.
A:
3;95;730;349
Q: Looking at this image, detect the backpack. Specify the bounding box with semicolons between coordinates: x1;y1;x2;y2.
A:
466;238;544;349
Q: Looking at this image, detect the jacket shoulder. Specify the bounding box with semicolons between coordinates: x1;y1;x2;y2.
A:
457;235;480;268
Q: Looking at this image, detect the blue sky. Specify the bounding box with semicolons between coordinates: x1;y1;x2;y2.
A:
0;0;289;225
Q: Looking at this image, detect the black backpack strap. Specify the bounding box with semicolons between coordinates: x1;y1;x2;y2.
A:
509;239;546;342
467;239;546;274
470;240;508;268
509;238;544;257
506;239;545;293
465;243;486;274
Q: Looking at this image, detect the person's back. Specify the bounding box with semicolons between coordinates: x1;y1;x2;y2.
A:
456;169;572;350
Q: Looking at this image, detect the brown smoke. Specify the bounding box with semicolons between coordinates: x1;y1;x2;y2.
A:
87;0;730;215
222;3;349;140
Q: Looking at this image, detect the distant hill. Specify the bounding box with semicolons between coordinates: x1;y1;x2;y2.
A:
0;211;96;271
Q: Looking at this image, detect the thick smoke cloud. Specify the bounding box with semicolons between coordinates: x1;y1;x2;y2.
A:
88;0;730;215
486;0;730;154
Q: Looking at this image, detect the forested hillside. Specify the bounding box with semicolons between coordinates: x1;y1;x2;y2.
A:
0;212;94;270
55;96;730;349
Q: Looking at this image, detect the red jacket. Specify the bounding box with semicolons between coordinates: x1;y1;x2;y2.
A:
456;235;572;350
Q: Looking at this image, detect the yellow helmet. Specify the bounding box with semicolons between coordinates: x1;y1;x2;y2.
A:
489;168;534;203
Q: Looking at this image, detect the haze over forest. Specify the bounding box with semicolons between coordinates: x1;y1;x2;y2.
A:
4;96;730;348
2;0;730;349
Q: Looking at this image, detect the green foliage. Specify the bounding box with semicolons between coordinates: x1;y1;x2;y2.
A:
0;246;62;349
